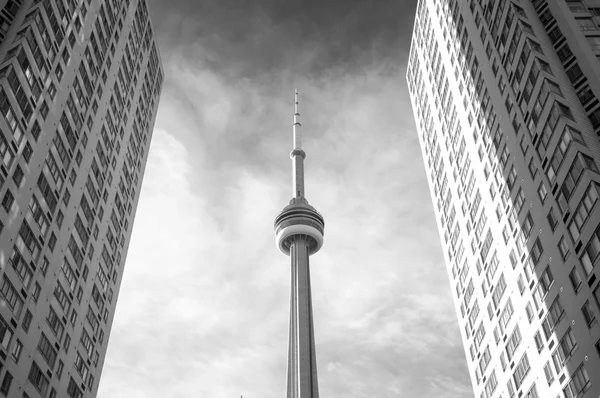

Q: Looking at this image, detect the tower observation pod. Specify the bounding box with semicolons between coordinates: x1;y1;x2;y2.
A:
274;90;324;398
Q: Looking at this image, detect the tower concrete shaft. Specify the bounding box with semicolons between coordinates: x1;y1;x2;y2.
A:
274;90;324;398
287;237;319;398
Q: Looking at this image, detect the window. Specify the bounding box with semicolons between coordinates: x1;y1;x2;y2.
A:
47;306;64;340
61;258;77;292
577;17;597;31
54;282;71;313
39;101;49;120
1;190;13;212
544;361;554;385
506;324;522;360
517;274;525;294
507;379;515;398
509;249;518;269
513;352;530;389
48;233;56;251
48;82;57;100
563;364;591;398
558;236;570;259
537;181;548;203
577;85;595;105
28;361;49;396
492;274;507;309
547;208;558;231
553;328;578;373
56;360;64;379
80;328;93;357
62;48;70;64
542;296;564;338
580;228;600;276
67;377;83;398
1;276;24;318
22;310;32;332
527;383;539;398
31;120;40;142
74;352;89;380
63;188;71;205
55;211;64;230
64;333;71;352
37;332;57;369
507;166;518;190
86;306;99;333
515;188;525;213
32;282;41;302
582;300;596;327
0;131;15;169
40;256;49;276
522;212;534;238
570;267;583;293
530;238;543;266
11;339;22;362
479;345;492;373
569;184;599;241
534;266;554;303
68;235;83;268
22;142;33;163
0;372;12;395
534;330;544;351
484;370;497;397
12;165;23;187
590;108;600;128
559;154;594;211
526;301;534;322
528;158;537;178
548;126;585;182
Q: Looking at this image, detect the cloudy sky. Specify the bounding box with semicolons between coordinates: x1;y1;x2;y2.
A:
97;0;474;397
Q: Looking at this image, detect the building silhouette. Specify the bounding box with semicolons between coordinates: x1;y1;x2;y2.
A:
408;1;600;397
274;90;324;398
0;0;162;397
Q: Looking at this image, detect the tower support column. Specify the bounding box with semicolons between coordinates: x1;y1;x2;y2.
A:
287;237;319;398
275;90;324;398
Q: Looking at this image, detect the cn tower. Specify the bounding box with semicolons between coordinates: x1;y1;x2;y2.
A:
274;90;325;398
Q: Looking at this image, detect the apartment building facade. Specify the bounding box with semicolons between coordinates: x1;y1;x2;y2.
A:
0;0;162;397
407;0;600;397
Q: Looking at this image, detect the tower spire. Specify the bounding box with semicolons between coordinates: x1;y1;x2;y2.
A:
294;89;302;149
291;89;306;199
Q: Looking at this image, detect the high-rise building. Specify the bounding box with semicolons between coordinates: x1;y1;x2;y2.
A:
0;0;162;397
407;1;600;397
274;90;324;398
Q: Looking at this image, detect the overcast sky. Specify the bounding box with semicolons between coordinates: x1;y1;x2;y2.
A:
97;0;474;397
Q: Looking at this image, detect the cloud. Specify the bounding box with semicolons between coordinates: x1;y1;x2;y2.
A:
98;0;474;397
